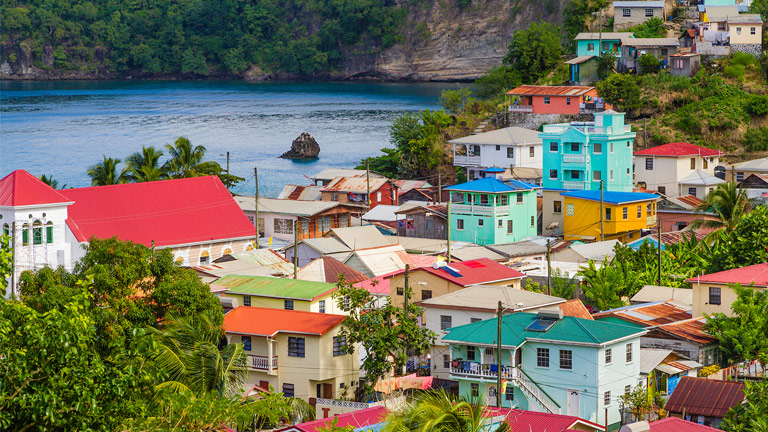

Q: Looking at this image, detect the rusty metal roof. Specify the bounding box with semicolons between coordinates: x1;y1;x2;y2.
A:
507;85;595;97
559;299;594;320
652;317;717;344
322;176;390;193
676;194;704;208
665;377;745;418
594;301;691;326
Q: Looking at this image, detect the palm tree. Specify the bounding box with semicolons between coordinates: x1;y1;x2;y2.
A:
382;391;511;432
150;309;246;398
39;174;67;189
164;137;220;178
86;156;129;186
125;145;167;182
690;182;752;233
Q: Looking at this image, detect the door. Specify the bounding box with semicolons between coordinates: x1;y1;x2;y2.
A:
567;389;580;416
488;384;498;407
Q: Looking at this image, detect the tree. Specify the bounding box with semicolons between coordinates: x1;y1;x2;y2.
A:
550;268;578;299
164;137;216;178
596;52;616;79
503;22;563;84
86;155;129;186
333;280;435;397
563;0;610;52
579;259;626;311
0;235;11;294
439;88;473;114
705;284;768;364
596;73;641;112
721;380;768;432
619;384;653;423
474;66;521;99
638;53;660;74
691;183;752;233
630;17;666;38
704;205;768;273
126;145;167;182
38;174;67;189
381;390;510;432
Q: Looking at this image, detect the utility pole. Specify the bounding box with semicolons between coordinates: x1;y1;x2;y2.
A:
254;167;260;248
546;239;552;296
446;199;451;262
496;300;503;408
366;160;372;215
600;180;605;242
643;119;647;149
226;151;230;176
598;8;603;55
293;219;299;279
403;264;410;375
438;173;442;204
657;214;662;285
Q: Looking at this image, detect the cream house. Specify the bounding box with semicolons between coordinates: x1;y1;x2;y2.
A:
727;14;763;56
224;306;359;401
687;262;768;317
634;142;724;197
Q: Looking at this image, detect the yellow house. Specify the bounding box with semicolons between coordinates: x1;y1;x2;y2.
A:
388;258;525;309
224;306;359;401
687;262;768;317
561;190;658;242
215;275;347;314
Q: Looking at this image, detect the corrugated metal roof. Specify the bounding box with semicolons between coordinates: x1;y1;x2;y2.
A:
420;285;563;311
322;176;390;193
485;407;605;432
650;417;721;432
328;225;396;250
653;317;717;344
665;377;745;418
679;170;727;186
733;156;768;171
614;1;664;7
449;246;506;262
575;32;632;40
507;85;595;97
448;126;542;146
277;184;323;201
565;55;597;65
296;256;368;284
216;274;338;300
224;306;345;337
685;262;768;287
236;196;351;217
634;142;723;157
620;38;679;47
0;170;72;206
311;168;385;181
569;240;621;261
558;299;594;320
594;301;691;326
630;285;693;306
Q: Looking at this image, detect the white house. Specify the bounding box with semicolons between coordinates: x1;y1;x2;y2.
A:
451;127;543;180
634;142;723;197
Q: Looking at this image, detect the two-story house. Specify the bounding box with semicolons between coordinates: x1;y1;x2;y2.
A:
540;110;637;237
686;262;768;317
321;177;398;211
223;306;359;401
450;127;542;181
560;190;659;242
443;309;646;429
446;176;539;245
506;86;606;116
395;203;447;240
613;1;666;31
575;32;630;57
216;275;347;315
634;142;724;198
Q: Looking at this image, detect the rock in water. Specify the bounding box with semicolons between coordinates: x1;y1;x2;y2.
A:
279;132;321;159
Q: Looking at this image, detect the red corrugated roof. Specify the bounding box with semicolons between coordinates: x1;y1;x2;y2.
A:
665;377;745;418
354;273;391;295
61;176;255;247
419;258;525;287
0;170;72;207
593;301;691;326
223;306;346;337
507;85;595;97
318;256;369;284
484;407;604;432
653;317;717;344
651;417;721;432
676;195;704;208
685;262;768;287
276;406;388;432
634;143;723;157
560;299;594;320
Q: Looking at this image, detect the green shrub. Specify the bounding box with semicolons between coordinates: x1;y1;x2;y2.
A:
747;95;768;116
724;64;746;81
638;53;660;74
674;112;702;134
630;17;666;38
744;127;768;151
731;52;756;67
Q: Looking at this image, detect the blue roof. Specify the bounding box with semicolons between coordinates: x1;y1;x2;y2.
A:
446;177;534;193
481;167;506;173
560;190;658;204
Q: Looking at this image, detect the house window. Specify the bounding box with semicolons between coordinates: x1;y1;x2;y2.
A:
690;158;696;170
737;172;744;182
718;22;726;31
605;348;612;364
645;158;653;170
623;207;628;220
517;193;523;204
467;346;476;361
422;290;432;300
288;337;305;357
529;146;535;157
570;142;579;152
284;299;294;310
605;208;612;220
32;220;42;245
550;142;559;152
605;391;611;406
537;348;550;367
566;97;571;105
318;216;331;233
499;194;509;206
566;203;575;216
506;385;515;401
274;218;294;235
444;354;451;368
498;219;503;228
46;222;53;244
282;383;295;398
471;318;481;323
571;170;580;179
645;8;654;17
331;192;338;201
587;43;595;51
637;205;642;218
544;96;551;104
709;287;722;305
626;343;633;363
480;194;489;205
610;170;614;181
531;216;535;228
658;186;666;194
625;385;631;395
688;187;697;197
560;350;573;370
622;8;631;17
594;143;602;154
703;159;709;170
441;315;453;330
736;27;742;35
22;224;28;245
496;145;501;151
549;169;558;179
553;200;562;213
471;383;479;397
426;219;434;230
478;219;484;227
751;27;756;35
507;147;514;158
243;295;251;307
593;170;601;181
507;220;514;234
397;286;404;296
319;299;326;313
343;296;350;311
241;335;252;351
199;251;210;265
333;336;346;356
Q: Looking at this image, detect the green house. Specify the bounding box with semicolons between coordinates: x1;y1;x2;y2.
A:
446;175;538;246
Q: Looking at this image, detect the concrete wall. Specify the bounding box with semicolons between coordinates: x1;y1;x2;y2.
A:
614;7;663;30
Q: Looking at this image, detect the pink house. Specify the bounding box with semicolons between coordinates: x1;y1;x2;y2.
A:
506;85;609;115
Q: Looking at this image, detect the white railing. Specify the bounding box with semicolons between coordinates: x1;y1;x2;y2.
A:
562;154;586;164
512;368;560;414
451;204;508;217
248;355;278;371
454;155;481;166
562;181;587;190
450;363;514;379
508;105;534;113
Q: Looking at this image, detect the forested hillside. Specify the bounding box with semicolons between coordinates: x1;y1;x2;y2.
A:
0;0;567;80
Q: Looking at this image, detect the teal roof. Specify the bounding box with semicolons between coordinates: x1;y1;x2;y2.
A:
443;312;645;347
214;275;337;300
446;177;535;193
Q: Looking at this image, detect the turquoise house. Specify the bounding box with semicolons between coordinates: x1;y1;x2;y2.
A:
443;310;646;430
446;175;538;246
575;32;631;57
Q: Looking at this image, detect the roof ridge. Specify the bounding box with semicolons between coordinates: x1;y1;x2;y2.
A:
570;316;601;344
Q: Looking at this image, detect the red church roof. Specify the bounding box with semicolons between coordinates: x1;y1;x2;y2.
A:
0;170;72;207
634;142;723;157
61;175;255;247
685;262;768;287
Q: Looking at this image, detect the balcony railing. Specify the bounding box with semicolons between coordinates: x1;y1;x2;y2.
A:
451;204;509;217
450;362;514;379
453;155;481;166
248;355;278;371
562;154;586;164
508;105;534;113
562;181;587;190
541;124;633;135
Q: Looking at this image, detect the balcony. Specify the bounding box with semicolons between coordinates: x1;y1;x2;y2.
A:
452;204;510;217
562;154;587;164
508;104;534;113
562;181;587;190
454;155;481;166
450;361;515;379
247;355;278;371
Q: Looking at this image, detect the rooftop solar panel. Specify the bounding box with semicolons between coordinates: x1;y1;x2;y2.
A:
440;266;463;278
525;318;557;332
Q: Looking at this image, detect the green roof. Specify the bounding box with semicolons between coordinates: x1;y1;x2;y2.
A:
215;275;338;301
595;316;646;328
443;312;645;347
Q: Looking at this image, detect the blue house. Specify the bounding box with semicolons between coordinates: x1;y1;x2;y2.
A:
443;310;646;430
575;32;631;57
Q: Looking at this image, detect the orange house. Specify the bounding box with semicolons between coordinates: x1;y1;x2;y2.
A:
506;85;609;115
